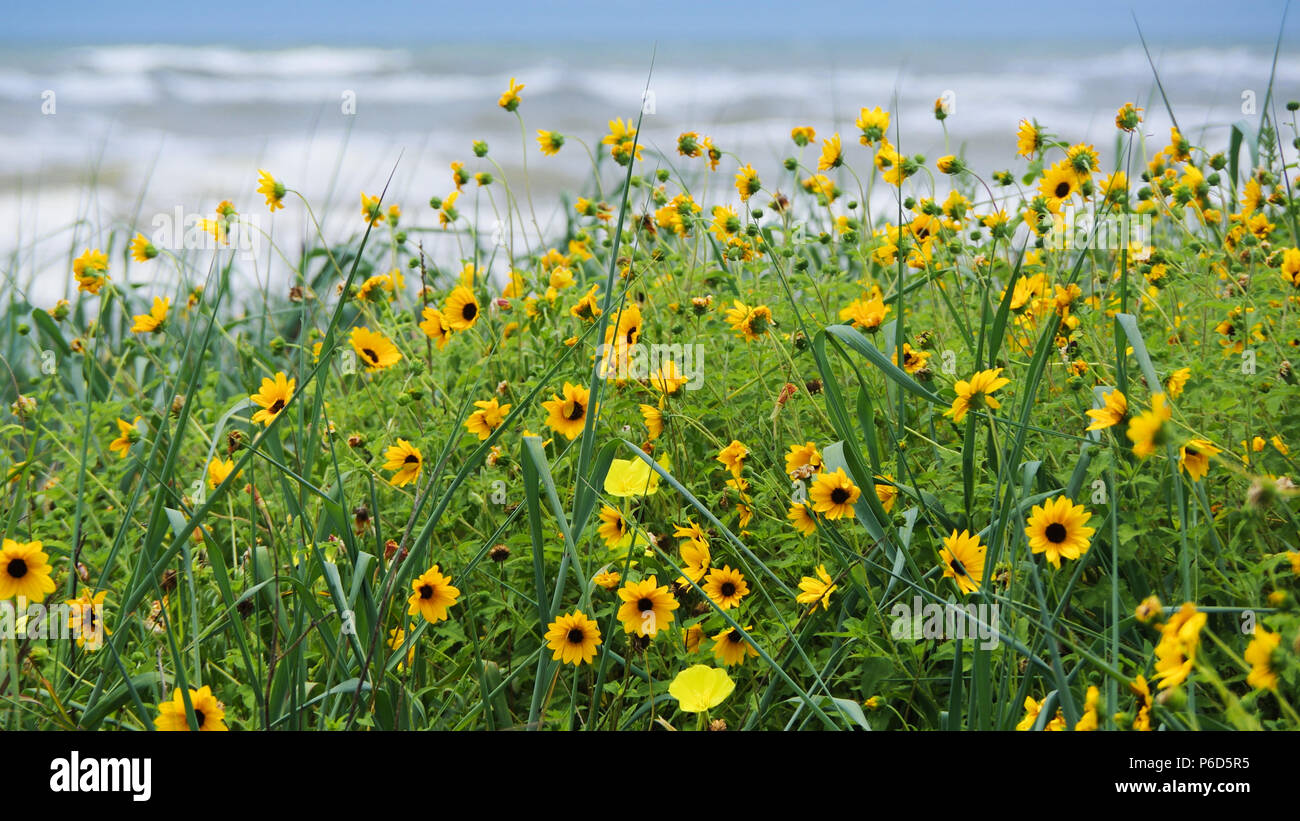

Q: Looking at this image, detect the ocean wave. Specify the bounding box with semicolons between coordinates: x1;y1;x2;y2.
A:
75;44;415;77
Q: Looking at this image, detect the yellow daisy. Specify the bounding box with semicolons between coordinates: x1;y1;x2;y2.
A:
407;564;460;624
383;439;423;487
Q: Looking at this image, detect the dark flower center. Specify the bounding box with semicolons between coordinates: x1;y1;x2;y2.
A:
363;348;379;363
1185;447;1199;457
419;584;434;600
193;710;205;727
728;629;743;644
269;399;285;413
720;582;736;597
6;558;27;579
1045;522;1067;544
950;558;968;577
567;627;586;644
637;597;654;612
566;401;585;421
462;302;477;320
830;487;850;505
404;454;419;464
1054;181;1071;198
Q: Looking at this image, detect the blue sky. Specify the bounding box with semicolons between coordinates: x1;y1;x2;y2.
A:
5;0;1295;45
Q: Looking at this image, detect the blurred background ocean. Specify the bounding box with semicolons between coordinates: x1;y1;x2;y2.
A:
1;0;1296;300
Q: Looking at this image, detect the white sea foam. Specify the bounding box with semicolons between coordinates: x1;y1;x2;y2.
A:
2;43;1294;301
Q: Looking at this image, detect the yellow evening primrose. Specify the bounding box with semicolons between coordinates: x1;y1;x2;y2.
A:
669;665;735;713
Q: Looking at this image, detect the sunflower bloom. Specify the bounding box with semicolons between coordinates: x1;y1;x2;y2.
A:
1152;602;1206;690
208;457;240;490
597;505;634;550
678;528;711;585
734;165;761;201
1166;367;1191;399
1016;119;1042;158
947;368;1011;423
383;439;423;487
1039;161;1086;212
710;626;759;667
892;343;930;375
1024;496;1094;569
407;564;460;624
787;503;817;535
130;296;170;334
154;685;229;731
796;564;837;612
817;133;843;171
783;442;822;477
1016;695;1045;731
1085;388;1127;431
602;118;642;165
702;565;749;610
1244;628;1281;691
809;468;861;520
723;300;773;341
0;539;56;602
360;192;384;226
639;403;663;440
1178;439;1219;482
1126;393;1171;459
465;397;511;440
65;589;109;650
443;286;481;331
109;416;141;459
716;440;748;477
536;130;565;155
545;610;602;665
838;294;889;331
1074;686;1101;731
349;327;402;371
856;106;889;145
616;575;678;637
419;306;453;349
130;233;158;263
73;248;110;294
257;169;286;211
498;77;524;111
541;382;592;440
791;126;816;146
939;529;986;595
250;372;295;426
1135;595;1163;623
